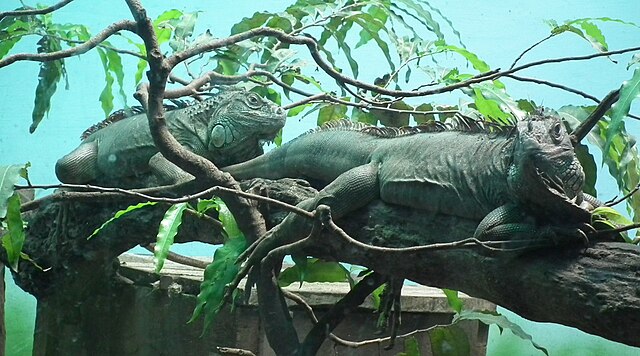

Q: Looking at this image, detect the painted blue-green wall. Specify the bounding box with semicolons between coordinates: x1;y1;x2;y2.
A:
1;1;639;355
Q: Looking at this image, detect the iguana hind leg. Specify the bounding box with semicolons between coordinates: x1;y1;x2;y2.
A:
148;152;194;185
55;142;99;183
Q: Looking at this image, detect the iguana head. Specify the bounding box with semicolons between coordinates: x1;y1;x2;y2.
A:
180;88;287;166
509;109;588;220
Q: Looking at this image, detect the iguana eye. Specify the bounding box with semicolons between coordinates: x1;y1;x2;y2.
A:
246;93;262;108
550;122;563;142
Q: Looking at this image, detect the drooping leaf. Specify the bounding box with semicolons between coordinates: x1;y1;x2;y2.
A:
30;36;65;132
104;44;127;104
87;201;157;239
435;40;490;73
442;289;463;314
190;198;247;332
428;325;470;356
454;310;549;355
96;48;115;117
278;259;350;287
154;202;189;273
605;68;640;158
2;194;25;271
0;164;24;218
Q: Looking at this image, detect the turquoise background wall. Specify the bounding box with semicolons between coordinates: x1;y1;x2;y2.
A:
1;1;639;355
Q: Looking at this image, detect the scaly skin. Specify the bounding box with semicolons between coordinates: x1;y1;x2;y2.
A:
55;89;286;187
224;111;593;248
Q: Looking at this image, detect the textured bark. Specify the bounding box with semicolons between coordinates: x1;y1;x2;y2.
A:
7;178;640;348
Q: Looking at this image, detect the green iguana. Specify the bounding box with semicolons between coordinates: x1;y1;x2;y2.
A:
223;110;595;248
56;89;286;187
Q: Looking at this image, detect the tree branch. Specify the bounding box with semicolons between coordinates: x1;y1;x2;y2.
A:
0;20;137;68
0;0;75;21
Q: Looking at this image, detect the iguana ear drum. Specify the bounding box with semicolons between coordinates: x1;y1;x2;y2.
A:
211;124;226;148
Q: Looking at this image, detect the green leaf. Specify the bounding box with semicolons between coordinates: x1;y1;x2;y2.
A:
317;103;348;126
231;12;272;35
374;101;412;127
87;201;157;239
154;202;189;273
435;41;490;73
413;103;436;123
104;46;127;104
350;13;395;72
605;68;640;157
442;289;463;313
574;143;597;196
2;193;25;271
30;36;64;133
428;325;470;356
278;259;350;287
352;107;378;125
592;206;634;242
190;198;247;331
169;12;199;52
454;310;548;355
0;164;25;218
96;48;115;117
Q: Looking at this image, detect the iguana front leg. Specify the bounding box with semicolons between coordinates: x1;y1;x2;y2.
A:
474;204;590;249
234;163;380;285
148;152;194;185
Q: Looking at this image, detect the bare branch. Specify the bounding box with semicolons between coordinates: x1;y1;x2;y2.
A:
0;20;137;68
505;74;600;102
510;33;556;69
606;183;640;207
0;0;74;21
142;244;210;269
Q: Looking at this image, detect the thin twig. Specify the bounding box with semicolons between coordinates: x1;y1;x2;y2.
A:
593;223;640;236
510;34;556;69
505;74;600;101
606;183;640;207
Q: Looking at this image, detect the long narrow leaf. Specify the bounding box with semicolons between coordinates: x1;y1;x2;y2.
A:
605;68;640;158
3;194;25;271
87;201;157;240
454;310;549;355
154;202;189;273
190;198;246;332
